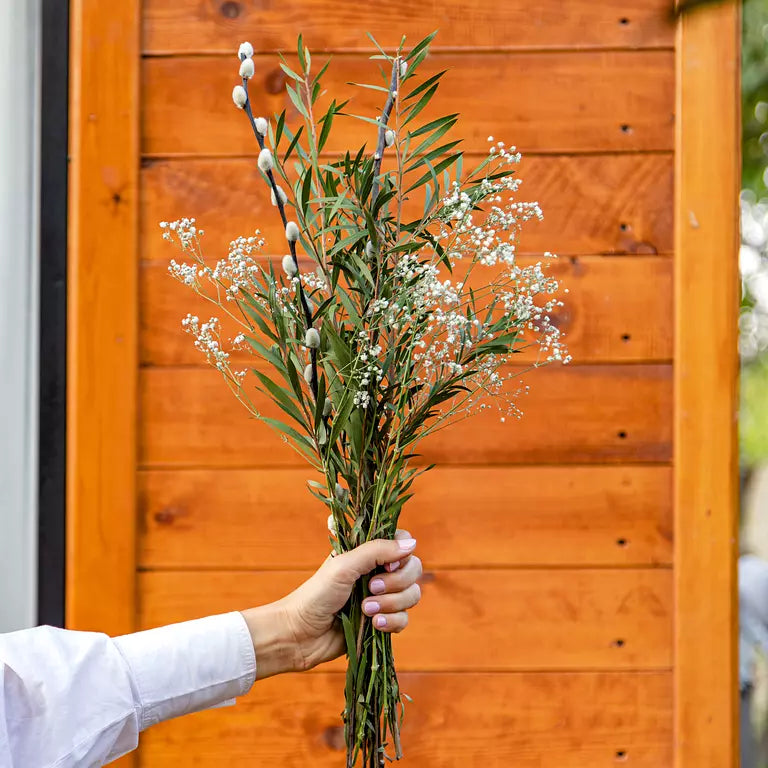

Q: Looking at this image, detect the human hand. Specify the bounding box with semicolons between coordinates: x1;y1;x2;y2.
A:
241;531;422;679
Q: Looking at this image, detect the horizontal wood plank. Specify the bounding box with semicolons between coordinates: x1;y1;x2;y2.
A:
141;256;673;367
143;0;675;54
139;569;672;670
139;365;672;467
142;52;674;156
139;465;673;568
138;671;672;767
141;154;673;261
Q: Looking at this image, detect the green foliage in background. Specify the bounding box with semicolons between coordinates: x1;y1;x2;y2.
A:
744;0;768;196
743;0;768;466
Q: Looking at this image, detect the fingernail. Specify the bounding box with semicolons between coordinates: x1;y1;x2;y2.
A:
397;538;417;551
363;600;380;615
386;561;401;572
375;616;387;628
369;578;386;594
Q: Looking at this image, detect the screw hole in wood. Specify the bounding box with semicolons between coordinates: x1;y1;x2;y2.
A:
617;430;627;439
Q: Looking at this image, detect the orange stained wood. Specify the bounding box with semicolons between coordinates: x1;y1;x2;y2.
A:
139;568;672;670
142;52;674;156
142;255;673;367
143;0;675;53
67;0;139;635
140;154;673;261
674;3;740;767
138;671;672;767
139;364;673;467
139;465;673;569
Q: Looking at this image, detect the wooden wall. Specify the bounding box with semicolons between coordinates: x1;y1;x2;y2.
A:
66;1;740;766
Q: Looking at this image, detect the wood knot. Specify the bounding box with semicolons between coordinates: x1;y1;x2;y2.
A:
322;725;345;751
219;1;241;19
154;507;182;525
265;68;286;95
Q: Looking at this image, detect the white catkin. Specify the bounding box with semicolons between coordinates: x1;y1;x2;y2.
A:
257;148;274;173
327;513;337;535
384;129;395;147
303;363;314;385
255;116;268;136
271;185;288;207
232;85;247;109
238;42;254;61
285;221;300;242
335;483;348;503
365;240;375;258
400;60;408;79
305;328;321;349
239;58;254;79
281;254;298;277
323;398;332;417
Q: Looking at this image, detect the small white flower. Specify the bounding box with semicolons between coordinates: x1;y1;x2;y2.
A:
384;129;395;147
257;148;274;173
255;116;268;136
281;254;298;277
239;58;254;79
270;185;288;207
238;42;254;61
232;85;247;109
400;60;408;79
303;363;314;385
285;221;300;242
305;327;321;349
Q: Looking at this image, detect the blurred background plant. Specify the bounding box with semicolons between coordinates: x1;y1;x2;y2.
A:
741;0;768;465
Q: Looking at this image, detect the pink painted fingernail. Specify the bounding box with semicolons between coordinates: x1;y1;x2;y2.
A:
397;538;417;551
370;578;386;594
375;616;387;628
363;601;380;615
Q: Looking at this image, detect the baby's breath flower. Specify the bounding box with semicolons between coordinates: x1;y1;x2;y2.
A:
232;85;247;109
255;116;268;136
285;221;300;242
282;254;298;277
257;148;274;173
238;42;254;61
239;58;254;79
305;328;321;349
271;185;288;207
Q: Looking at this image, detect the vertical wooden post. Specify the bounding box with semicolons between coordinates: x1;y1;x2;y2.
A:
674;2;740;767
67;0;139;646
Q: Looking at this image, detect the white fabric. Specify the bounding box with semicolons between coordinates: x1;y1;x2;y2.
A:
0;611;256;767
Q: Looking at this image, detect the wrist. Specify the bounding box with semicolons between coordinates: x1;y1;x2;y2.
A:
241;601;302;680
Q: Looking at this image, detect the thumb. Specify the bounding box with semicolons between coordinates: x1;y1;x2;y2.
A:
334;537;417;580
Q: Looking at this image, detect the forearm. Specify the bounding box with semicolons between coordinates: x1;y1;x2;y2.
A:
241;600;303;679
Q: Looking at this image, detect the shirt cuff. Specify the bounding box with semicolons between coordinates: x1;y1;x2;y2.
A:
114;611;256;730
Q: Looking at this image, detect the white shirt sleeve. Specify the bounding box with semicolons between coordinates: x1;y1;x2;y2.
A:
0;611;256;767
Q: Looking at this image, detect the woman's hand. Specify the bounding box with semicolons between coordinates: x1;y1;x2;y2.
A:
241;531;422;679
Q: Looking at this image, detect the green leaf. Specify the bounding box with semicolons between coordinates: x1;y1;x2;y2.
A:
283;125;305;163
403;70;446;103
405;152;462;193
402;83;439;126
366;32;391;61
341;613;358;675
278;59;303;83
405;30;437;63
300;166;313;216
347;81;390;93
318;100;336;153
286;83;308;120
252;369;309;430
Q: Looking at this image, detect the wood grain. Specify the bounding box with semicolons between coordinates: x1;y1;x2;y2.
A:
141;256;673;367
142;52;674;156
139;569;672;670
141;154;673;262
139;364;672;468
139;465;673;569
138;671;672;767
143;0;675;54
67;0;139;644
674;4;740;767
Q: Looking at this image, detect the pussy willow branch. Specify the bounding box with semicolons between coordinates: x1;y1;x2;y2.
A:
371;58;401;208
240;76;319;399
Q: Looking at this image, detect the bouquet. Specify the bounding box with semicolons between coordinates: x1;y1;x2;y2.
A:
162;32;567;766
